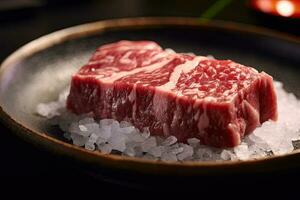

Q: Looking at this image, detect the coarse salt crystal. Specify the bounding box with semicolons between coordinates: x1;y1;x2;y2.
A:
161;136;177;146
141;137;157;152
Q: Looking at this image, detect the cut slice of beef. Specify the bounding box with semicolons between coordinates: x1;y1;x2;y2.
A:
67;40;277;147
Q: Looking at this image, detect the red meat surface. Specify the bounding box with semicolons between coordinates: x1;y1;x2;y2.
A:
67;40;277;147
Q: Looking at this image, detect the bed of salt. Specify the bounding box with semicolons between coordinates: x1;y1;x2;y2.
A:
36;81;300;162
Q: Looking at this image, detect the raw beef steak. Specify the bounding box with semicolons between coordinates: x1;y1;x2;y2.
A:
67;41;277;147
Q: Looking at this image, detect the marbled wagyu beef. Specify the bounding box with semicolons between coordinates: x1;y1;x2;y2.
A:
67;41;277;147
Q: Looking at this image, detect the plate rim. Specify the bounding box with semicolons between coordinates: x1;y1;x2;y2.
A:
1;17;300;175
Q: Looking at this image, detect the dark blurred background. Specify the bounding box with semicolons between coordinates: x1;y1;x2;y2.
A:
1;0;299;62
0;0;299;192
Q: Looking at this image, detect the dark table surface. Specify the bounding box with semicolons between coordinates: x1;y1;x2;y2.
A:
0;0;299;192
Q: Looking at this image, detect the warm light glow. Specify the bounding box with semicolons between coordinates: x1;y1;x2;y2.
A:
276;0;295;17
257;0;273;13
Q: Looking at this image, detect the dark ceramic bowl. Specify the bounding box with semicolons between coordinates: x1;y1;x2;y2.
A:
0;17;300;186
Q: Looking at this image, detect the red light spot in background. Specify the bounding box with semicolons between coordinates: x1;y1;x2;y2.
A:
250;0;300;18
